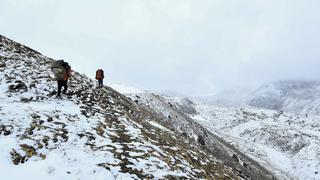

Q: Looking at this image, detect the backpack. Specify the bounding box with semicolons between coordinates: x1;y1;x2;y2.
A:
96;69;104;80
51;60;71;80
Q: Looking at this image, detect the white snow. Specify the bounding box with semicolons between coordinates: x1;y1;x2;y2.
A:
109;83;144;94
148;121;170;132
192;103;320;180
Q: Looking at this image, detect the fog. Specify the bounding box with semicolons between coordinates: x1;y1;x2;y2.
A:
1;0;320;95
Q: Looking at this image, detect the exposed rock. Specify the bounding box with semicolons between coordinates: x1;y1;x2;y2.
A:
20;144;37;157
0;62;6;68
40;154;46;160
232;154;240;163
197;135;206;146
47;117;53;122
21;97;33;103
10;149;26;165
29;80;37;88
0;125;13;136
31;113;40;119
8;80;28;92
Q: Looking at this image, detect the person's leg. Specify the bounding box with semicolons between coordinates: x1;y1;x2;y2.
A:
63;80;68;94
57;80;62;97
99;80;103;88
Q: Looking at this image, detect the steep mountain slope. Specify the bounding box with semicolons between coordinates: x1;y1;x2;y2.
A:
0;34;273;179
128;92;319;180
127;93;277;180
247;81;320;116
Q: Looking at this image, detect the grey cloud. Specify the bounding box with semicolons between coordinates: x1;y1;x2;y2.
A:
1;0;320;95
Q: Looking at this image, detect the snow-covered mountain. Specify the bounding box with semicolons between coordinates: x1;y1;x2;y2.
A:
248;81;320;116
194;88;251;108
191;105;320;180
0;34;276;179
195;81;320;116
127;92;320;180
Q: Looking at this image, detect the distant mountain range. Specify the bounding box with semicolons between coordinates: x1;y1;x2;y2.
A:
194;80;320;116
248;80;320;115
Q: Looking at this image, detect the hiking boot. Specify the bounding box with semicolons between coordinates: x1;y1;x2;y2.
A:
65;92;73;96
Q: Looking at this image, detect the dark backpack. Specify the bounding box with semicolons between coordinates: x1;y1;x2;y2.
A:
96;69;104;80
51;60;71;80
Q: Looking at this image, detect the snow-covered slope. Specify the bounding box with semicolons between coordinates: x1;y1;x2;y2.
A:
191;105;320;180
127;93;276;180
248;81;320;116
0;34;269;179
127;91;320;180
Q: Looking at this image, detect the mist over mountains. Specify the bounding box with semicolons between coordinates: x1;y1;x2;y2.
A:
193;80;320;116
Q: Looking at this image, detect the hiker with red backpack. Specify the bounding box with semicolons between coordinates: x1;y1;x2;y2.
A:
95;69;104;89
51;60;72;98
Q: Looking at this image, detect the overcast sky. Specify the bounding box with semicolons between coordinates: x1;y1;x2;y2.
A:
1;0;320;95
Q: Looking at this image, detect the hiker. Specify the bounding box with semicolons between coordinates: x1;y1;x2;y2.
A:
57;69;71;97
95;69;104;89
51;60;72;98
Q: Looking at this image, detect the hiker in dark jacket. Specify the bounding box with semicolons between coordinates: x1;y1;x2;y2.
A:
95;69;104;89
51;60;72;98
57;68;71;97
